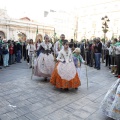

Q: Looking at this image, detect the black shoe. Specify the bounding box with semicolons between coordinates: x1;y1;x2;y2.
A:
44;77;47;81
64;88;69;91
115;75;118;77
75;88;78;90
17;62;22;63
0;67;2;69
97;68;100;70
29;66;32;69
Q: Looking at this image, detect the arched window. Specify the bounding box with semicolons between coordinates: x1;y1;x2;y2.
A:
0;31;5;39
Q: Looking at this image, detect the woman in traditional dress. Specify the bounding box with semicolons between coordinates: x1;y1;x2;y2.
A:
34;35;55;81
50;40;81;89
100;77;120;120
73;48;86;78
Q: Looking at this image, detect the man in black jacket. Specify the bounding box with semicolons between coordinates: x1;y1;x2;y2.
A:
94;37;102;70
16;41;22;63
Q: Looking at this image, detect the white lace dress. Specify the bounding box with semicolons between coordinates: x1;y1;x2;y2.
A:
34;42;55;77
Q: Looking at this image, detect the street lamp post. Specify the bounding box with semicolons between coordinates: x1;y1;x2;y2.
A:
101;16;110;63
101;16;110;44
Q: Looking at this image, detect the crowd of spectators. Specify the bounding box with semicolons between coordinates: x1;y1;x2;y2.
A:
0;36;22;69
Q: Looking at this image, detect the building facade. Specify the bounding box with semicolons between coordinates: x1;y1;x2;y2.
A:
0;9;55;42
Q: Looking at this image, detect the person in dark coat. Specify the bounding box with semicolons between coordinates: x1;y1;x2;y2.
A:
16;41;22;63
94;37;102;70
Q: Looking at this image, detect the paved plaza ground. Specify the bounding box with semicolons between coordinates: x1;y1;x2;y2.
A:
0;60;116;120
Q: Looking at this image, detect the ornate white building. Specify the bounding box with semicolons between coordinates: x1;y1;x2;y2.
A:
0;9;55;42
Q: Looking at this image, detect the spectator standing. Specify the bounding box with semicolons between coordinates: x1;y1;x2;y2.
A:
35;39;41;57
16;41;22;63
23;41;27;60
2;40;9;68
26;39;36;68
105;41;111;68
9;43;14;65
69;39;75;51
80;40;85;60
94;37;102;70
0;36;3;69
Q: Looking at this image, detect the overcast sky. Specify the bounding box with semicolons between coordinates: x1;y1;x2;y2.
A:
0;0;107;20
0;0;79;19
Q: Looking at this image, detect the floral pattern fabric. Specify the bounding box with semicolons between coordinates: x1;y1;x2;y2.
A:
100;78;120;120
57;62;76;81
50;62;81;89
34;53;55;77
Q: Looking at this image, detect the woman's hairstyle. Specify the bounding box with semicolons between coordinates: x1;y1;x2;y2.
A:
114;38;118;42
44;35;49;40
63;40;68;45
29;39;33;44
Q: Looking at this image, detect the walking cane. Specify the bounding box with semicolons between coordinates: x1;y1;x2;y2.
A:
31;53;34;80
85;51;89;89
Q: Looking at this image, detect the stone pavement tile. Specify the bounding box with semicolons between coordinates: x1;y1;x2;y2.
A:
22;94;38;100
27;102;44;111
32;110;48;119
13;100;32;108
16;95;28;101
73;109;91;119
7;97;22;104
12;118;19;120
74;97;93;107
14;108;27;116
6;111;18;119
27;96;44;104
48;109;69;120
0;114;12;120
17;116;30;120
40;99;54;106
81;104;98;114
19;106;32;114
0;102;4;108
93;94;106;103
85;110;109;120
79;85;101;95
61;114;84;120
0;100;10;106
86;101;100;109
32;104;62;119
3;94;15;100
25;113;39;120
56;95;82;108
84;92;103;101
48;94;67;102
39;116;52;120
0;106;14;115
62;106;76;113
40;90;58;98
0;96;7;102
0;92;4;97
65;102;83;110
